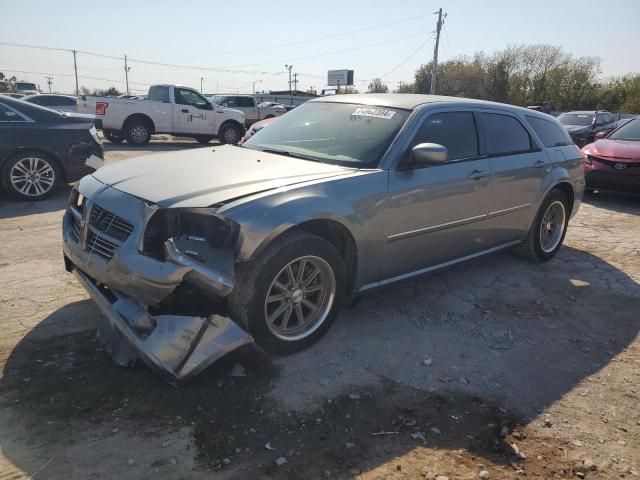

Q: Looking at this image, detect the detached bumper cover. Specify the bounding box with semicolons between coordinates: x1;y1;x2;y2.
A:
73;269;252;383
62;176;252;383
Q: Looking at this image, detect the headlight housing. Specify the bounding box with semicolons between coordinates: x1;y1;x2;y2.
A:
143;208;239;261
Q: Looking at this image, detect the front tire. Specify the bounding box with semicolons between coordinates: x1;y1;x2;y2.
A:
1;151;59;201
228;230;346;355
516;189;569;262
218;123;242;145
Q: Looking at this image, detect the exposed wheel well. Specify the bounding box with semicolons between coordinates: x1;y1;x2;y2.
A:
219;120;244;132
123;113;155;134
551;182;575;216
294;219;358;295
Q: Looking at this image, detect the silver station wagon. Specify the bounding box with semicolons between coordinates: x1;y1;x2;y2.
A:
62;94;585;383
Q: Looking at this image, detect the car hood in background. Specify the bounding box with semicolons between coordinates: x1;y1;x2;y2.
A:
92;145;357;208
582;139;640;161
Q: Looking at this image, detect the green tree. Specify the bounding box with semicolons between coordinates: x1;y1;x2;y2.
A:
367;78;389;93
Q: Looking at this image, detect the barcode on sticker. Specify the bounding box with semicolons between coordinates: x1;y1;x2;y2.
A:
352;108;396;120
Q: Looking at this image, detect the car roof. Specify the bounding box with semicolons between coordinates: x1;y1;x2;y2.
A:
563;110;611;115
22;94;76;100
0;95;65;121
309;93;549;115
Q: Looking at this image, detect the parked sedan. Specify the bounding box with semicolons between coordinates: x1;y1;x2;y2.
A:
239;116;278;144
62;94;584;383
557;111;617;147
0;96;103;200
22;94;78;113
582;117;640;193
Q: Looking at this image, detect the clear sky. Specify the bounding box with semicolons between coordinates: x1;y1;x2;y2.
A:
1;0;639;95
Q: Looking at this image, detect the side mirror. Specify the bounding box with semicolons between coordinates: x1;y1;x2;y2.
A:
411;143;448;164
595;131;607;139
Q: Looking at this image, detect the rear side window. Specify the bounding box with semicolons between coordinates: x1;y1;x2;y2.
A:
525;115;572;147
482;113;532;155
410;111;479;161
0;103;27;121
235;97;255;108
28;96;45;105
147;86;171;103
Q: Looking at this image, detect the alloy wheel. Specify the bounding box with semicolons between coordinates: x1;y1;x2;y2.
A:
264;255;336;341
9;157;55;197
539;200;566;253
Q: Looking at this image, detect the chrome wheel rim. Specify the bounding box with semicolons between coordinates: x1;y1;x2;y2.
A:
539;200;566;253
264;255;336;341
10;157;55;197
130;125;148;143
223;127;238;144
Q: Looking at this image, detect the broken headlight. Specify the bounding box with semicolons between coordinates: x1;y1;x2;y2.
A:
143;208;239;261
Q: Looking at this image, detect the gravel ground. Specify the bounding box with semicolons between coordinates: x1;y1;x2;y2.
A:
0;141;638;479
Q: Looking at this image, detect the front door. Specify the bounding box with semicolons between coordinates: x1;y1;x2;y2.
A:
383;110;493;281
174;87;214;135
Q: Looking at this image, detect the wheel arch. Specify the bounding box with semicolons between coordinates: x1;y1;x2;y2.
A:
246;218;359;296
218;119;245;133
551;181;575;217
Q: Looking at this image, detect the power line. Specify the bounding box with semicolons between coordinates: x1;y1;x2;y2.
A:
183;13;433;58
0;68;150;86
381;33;435;79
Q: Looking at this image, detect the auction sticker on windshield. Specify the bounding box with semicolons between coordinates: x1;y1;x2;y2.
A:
352;107;396;120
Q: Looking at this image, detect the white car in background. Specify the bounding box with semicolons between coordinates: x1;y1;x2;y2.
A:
209;95;285;126
22;94;78;113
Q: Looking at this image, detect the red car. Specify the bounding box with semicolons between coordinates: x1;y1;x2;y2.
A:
581;117;640;193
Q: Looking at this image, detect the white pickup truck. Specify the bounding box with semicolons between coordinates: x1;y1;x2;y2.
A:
77;84;246;146
208;95;285;126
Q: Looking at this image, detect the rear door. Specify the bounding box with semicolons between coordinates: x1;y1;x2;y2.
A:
477;111;548;244
173;87;215;135
383;109;493;280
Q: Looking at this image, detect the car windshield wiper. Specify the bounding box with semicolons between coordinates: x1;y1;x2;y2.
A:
258;148;322;162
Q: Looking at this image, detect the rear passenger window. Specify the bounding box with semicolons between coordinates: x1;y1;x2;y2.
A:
525;115;572;147
410;111;478;161
235;97;255;108
482;113;532;155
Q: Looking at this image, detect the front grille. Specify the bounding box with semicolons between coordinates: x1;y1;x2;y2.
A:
91;205;134;242
87;229;120;260
70;215;81;242
591;156;640;170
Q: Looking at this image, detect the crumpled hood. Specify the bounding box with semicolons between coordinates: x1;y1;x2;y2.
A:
582;139;640;161
92;145;356;207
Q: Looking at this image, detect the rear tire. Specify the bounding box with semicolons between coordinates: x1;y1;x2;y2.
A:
218;123;242;145
1;151;59;201
103;130;124;144
124;119;152;146
228;230;346;355
515;189;569;262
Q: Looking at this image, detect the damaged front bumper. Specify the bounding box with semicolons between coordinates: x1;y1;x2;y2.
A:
62;176;252;383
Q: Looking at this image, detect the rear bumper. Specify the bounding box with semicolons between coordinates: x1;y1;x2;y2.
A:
72;268;252;384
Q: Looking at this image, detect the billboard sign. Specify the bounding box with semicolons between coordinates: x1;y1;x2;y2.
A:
327;69;354;86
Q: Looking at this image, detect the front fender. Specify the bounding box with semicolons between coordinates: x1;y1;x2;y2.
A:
221;170;388;289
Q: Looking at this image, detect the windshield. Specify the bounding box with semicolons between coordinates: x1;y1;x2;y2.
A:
243;102;410;167
557;113;594;126
16;82;37;91
608;118;640;141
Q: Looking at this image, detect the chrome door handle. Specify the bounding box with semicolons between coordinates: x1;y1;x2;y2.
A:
534;160;546;168
468;170;489;180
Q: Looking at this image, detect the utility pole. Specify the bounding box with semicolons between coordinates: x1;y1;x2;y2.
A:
252;80;262;94
72;50;79;96
200;76;204;93
429;8;445;95
46;76;53;93
293;73;298;91
285;64;293;102
124;55;131;95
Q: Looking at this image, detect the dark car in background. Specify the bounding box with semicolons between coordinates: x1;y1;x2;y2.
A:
582;117;640;193
0;96;103;200
558;111;617;147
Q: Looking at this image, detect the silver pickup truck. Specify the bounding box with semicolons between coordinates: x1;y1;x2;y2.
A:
208;95;285;126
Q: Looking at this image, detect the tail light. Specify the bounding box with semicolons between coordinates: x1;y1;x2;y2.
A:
96;102;109;116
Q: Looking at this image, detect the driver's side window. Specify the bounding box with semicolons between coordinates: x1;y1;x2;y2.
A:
175;89;209;109
406;111;479;166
